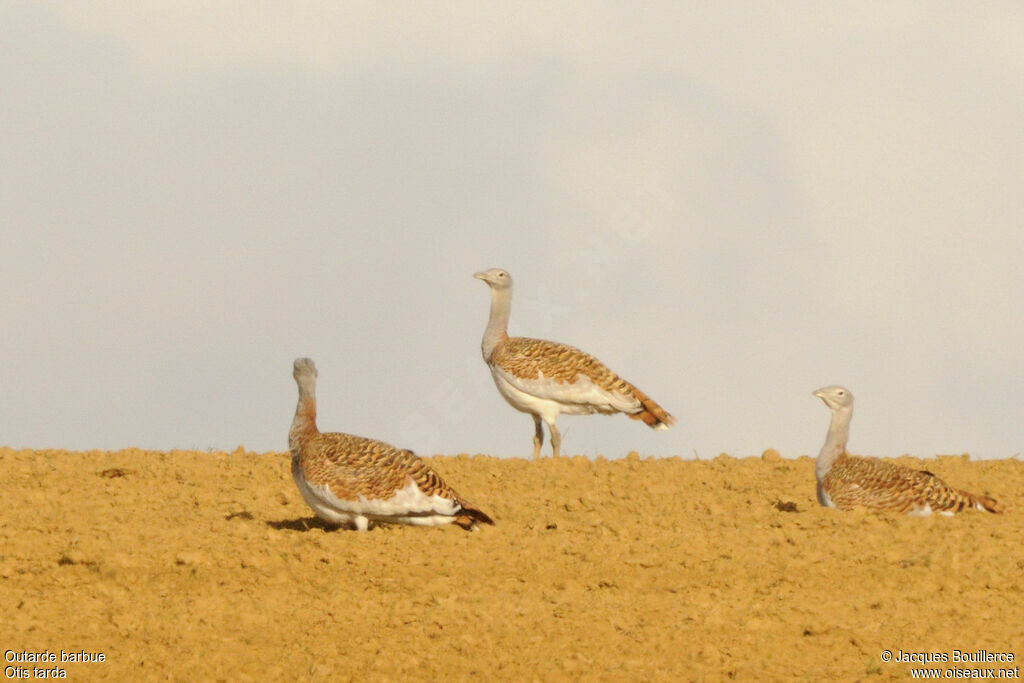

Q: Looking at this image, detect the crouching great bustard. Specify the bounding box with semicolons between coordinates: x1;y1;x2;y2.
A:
813;385;1002;515
474;268;674;458
289;358;494;531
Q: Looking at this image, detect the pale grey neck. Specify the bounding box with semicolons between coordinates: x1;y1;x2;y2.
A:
816;407;851;482
289;379;317;452
481;286;511;360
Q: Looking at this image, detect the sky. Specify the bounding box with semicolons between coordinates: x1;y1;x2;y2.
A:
2;2;1022;460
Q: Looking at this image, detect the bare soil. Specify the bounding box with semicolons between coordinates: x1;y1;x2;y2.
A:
1;447;1021;681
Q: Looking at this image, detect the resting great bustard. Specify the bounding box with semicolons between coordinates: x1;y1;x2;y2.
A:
813;385;1001;515
289;358;494;531
473;268;674;458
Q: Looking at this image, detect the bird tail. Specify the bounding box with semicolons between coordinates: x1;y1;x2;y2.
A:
626;386;676;431
965;491;1003;514
455;503;495;529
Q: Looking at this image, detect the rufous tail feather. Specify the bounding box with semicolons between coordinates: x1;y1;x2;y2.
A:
967;492;1003;514
626;388;675;430
457;505;495;528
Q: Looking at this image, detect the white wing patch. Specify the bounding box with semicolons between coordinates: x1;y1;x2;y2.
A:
907;503;934;517
311;477;460;519
491;366;640;416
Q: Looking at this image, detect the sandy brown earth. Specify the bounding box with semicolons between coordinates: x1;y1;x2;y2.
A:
1;446;1021;681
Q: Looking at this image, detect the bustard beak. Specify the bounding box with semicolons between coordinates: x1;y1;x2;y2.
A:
813;389;826;399
473;271;487;281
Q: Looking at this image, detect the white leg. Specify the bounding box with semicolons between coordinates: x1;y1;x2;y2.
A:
548;420;561;457
353;515;370;532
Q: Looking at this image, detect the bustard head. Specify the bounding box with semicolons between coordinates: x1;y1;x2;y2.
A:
473;268;512;291
293;357;318;393
813;385;853;412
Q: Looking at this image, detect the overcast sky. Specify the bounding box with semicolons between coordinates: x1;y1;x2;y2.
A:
2;2;1022;460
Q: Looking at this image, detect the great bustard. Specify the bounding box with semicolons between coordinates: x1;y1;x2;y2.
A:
473;268;674;458
813;385;1001;515
289;358;494;531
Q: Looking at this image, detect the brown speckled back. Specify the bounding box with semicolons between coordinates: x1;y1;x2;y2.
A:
298;432;459;502
491;337;675;428
824;453;1002;513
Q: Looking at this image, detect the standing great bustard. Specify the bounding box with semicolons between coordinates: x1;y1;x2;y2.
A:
289;358;494;531
813;385;1002;515
473;268;675;458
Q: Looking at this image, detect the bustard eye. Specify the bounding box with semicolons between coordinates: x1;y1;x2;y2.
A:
837;390;845;396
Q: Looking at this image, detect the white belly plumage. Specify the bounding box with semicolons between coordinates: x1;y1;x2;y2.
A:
907;503;955;517
489;366;638;420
